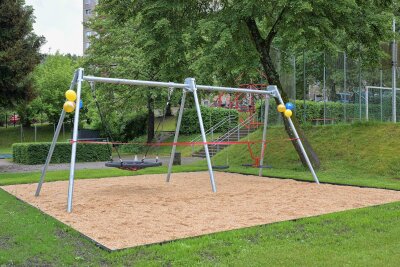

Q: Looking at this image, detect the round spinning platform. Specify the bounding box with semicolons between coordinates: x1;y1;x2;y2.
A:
105;160;162;170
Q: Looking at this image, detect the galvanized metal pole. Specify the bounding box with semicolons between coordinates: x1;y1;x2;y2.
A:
269;85;320;184
343;52;347;122
380;69;383;121
359;64;362;121
365;85;369;121
303;51;306;122
323;53;326;125
166;90;187;182
36;70;78;197
258;95;270;177
35;110;66;196
188;78;217;192
392;17;397;123
293;55;296;100
67;68;84;212
20;123;23;142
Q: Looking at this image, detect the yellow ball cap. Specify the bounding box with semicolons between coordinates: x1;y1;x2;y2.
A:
284;109;293;118
65;90;77;101
277;104;286;113
63;101;76;113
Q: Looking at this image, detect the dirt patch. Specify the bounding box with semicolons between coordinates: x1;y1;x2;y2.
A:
0;236;12;250
2;172;400;250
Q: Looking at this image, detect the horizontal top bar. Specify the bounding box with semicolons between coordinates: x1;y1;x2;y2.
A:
196;84;275;95
83;76;186;89
365;86;400;90
83;76;276;96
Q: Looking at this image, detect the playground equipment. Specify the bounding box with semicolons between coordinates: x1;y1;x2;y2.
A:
35;68;320;213
215;83;266;129
88;81;163;171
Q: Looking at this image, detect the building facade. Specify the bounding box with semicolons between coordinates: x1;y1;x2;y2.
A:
83;0;98;54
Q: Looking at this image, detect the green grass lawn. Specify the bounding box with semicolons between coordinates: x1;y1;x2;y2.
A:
211;122;400;189
2;122;400;265
1;170;400;265
155;116;177;131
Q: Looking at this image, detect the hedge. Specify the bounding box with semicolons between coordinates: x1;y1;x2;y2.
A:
180;107;239;134
13;142;111;165
257;100;375;124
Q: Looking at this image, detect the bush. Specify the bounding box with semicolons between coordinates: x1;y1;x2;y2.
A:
13;142;111;165
118;136;147;155
257;100;364;124
180;107;239;134
120;112;148;141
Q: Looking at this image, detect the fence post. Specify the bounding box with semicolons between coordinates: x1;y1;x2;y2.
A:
343;52;347;122
20;123;23;142
380;69;383;121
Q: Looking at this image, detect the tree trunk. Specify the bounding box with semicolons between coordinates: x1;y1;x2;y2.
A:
147;94;155;143
245;17;321;169
165;102;172;116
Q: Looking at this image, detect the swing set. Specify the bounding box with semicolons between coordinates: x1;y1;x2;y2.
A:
35;68;320;213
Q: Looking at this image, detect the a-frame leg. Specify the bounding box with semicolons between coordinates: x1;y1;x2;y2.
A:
166;89;187;182
35;70;79;196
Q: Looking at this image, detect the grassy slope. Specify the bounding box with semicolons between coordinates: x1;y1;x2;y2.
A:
211;122;400;189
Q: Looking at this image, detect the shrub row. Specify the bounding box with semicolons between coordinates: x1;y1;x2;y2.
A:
257;100;377;124
13;142;111;165
180;107;239;134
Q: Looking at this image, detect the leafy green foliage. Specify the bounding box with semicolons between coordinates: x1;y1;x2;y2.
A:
0;0;44;108
31;54;81;124
12;142;111;164
120;112;148;141
257;100;382;124
91;0;397;168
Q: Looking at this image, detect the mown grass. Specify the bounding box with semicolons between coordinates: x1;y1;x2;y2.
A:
1;185;400;266
211;122;400;189
155;116;177;131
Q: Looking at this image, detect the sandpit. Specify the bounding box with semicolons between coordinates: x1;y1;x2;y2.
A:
2;172;400;250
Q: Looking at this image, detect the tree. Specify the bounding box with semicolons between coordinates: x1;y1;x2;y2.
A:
32;53;80;124
94;0;395;168
0;0;44;108
85;3;190;142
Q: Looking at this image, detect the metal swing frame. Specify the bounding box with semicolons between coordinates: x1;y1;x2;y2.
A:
35;68;320;213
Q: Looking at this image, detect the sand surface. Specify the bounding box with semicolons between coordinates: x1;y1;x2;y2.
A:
2;172;400;250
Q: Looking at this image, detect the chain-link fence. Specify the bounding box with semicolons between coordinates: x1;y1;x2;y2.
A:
269;45;400;125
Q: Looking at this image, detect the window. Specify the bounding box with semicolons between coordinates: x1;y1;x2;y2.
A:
86;31;92;38
85;42;90;49
85;9;92;15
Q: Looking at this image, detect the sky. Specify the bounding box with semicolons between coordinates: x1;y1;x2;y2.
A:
25;0;83;56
